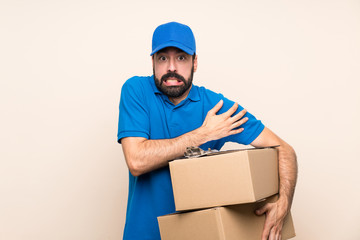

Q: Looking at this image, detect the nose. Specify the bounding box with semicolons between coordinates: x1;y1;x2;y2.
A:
167;57;176;72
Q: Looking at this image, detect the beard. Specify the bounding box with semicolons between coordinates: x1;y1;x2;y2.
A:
154;66;194;98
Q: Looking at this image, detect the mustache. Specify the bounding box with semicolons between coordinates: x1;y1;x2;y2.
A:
160;72;186;84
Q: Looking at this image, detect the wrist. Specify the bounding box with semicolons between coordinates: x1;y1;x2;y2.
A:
277;194;291;214
191;126;209;146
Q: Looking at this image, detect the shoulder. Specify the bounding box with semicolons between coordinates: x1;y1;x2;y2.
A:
123;75;151;88
195;85;239;114
195;85;225;102
121;76;152;94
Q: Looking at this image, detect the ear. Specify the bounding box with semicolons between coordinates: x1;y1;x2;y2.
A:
193;55;198;72
151;55;154;69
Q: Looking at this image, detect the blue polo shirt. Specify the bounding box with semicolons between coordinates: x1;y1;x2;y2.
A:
117;76;264;240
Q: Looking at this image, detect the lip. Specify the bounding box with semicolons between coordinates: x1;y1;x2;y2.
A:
163;79;184;86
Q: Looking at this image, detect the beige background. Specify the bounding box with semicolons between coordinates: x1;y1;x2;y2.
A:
1;0;359;239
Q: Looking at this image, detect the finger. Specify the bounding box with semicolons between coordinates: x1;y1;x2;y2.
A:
230;109;247;122
231;117;248;129
222;102;238;118
276;223;283;240
228;128;244;136
261;223;271;240
269;227;277;240
260;208;273;240
207;100;223;116
275;230;280;240
256;203;270;216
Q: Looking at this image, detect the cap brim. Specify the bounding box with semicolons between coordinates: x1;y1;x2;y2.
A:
150;41;195;56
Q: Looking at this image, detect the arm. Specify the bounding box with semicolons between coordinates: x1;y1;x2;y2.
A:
122;100;248;176
251;127;298;240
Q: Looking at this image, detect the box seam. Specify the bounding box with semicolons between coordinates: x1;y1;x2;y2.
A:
169;164;181;211
215;208;226;240
245;151;256;200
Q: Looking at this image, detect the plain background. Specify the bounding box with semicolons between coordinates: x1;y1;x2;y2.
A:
1;0;359;239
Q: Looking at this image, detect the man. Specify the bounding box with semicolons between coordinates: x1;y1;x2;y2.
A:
118;21;297;240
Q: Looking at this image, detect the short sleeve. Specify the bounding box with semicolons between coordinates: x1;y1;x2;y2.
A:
202;88;265;146
117;77;150;143
222;97;264;145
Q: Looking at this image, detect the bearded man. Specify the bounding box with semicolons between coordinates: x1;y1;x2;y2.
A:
117;21;297;240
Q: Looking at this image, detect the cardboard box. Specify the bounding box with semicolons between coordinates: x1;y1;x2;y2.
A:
170;147;279;211
158;194;295;240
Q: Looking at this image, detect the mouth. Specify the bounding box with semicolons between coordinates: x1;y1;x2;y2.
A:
163;78;184;86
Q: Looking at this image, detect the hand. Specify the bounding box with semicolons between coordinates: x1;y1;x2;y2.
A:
201;100;248;142
255;198;289;240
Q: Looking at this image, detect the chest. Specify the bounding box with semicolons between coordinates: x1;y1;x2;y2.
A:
148;97;205;139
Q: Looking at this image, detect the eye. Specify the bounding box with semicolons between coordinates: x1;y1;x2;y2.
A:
178;55;186;61
158;56;167;61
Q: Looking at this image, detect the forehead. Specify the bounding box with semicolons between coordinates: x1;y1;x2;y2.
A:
156;47;187;55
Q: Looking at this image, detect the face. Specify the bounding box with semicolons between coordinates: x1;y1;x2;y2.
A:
152;47;197;101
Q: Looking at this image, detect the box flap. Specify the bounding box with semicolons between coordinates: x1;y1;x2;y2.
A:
219;194;295;239
171;145;280;161
158;208;225;240
158;195;295;240
170;150;256;211
248;148;279;199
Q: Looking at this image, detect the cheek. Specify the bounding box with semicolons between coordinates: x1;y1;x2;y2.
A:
154;66;164;77
181;64;193;77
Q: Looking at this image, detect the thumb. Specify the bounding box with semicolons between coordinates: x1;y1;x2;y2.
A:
208;99;223;116
255;203;269;216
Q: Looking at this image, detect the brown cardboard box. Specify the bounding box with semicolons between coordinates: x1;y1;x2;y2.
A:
158;194;296;240
170;147;279;211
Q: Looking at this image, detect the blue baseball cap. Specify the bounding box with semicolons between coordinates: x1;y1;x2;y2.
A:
150;22;196;56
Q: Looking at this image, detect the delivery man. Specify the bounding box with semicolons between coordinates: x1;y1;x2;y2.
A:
117;21;297;240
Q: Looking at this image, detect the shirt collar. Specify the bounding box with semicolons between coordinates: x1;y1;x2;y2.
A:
150;75;200;102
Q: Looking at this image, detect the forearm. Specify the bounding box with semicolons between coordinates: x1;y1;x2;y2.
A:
122;127;208;176
250;127;298;210
122;101;247;176
251;127;298;240
277;142;298;211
